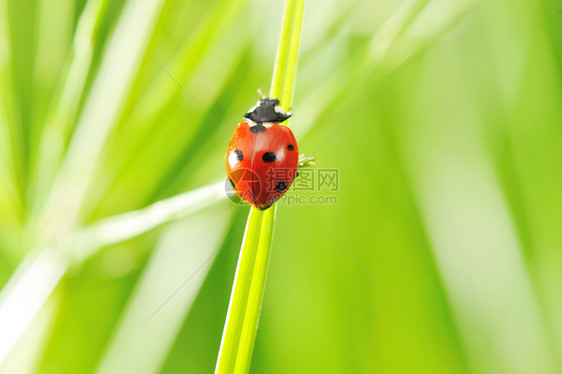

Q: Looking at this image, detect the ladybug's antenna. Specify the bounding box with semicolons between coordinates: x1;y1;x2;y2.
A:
257;88;265;98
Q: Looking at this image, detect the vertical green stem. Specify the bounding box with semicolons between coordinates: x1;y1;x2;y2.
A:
270;0;305;109
215;1;305;373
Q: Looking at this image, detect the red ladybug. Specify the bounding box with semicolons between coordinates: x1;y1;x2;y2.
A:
226;97;299;210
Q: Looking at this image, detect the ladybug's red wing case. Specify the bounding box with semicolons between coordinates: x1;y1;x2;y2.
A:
226;121;299;209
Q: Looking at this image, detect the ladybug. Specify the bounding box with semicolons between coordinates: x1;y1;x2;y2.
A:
226;97;299;210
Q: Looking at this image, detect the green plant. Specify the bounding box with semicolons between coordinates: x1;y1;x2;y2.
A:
1;0;560;373
215;1;305;373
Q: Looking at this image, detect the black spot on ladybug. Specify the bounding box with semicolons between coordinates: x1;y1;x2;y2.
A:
275;181;288;192
249;123;266;133
234;150;243;161
287;144;294;151
262;152;276;163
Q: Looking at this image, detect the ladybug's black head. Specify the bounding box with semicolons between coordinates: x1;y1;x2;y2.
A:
244;97;292;123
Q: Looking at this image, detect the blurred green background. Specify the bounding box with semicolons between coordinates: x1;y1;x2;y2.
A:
1;0;562;372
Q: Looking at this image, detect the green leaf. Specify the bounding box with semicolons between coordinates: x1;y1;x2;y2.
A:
215;1;305;373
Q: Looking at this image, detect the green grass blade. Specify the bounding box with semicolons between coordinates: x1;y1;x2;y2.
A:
75;181;226;260
0;181;226;365
31;0;105;215
270;0;305;109
215;208;265;373
0;0;23;252
233;207;276;371
0;249;68;365
215;1;305;373
35;0;166;243
95;208;232;374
